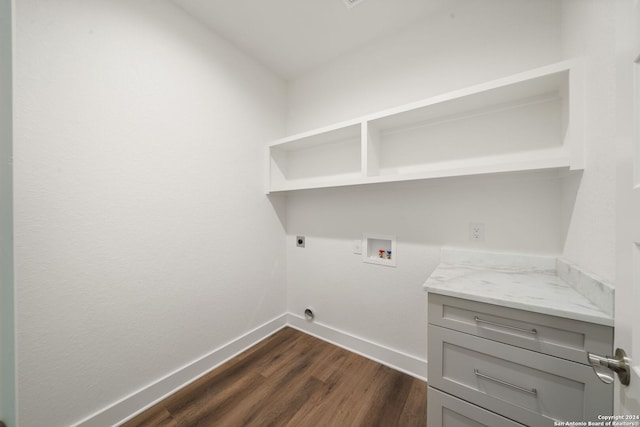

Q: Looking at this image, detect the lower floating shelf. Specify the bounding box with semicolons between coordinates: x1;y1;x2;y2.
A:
268;149;573;193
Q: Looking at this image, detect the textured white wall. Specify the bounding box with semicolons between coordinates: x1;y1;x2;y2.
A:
284;0;566;362
286;174;567;359
0;0;16;425
287;0;562;134
13;1;286;426
560;0;617;283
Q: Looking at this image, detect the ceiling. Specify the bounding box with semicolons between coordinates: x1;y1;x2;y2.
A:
172;0;448;80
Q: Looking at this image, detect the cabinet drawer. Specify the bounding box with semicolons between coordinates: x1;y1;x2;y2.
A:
428;293;613;364
428;325;612;427
428;387;524;427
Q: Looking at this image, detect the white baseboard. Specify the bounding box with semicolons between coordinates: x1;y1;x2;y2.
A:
74;312;427;426
286;313;427;382
73;314;288;427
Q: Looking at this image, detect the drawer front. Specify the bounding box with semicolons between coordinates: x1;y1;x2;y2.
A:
428;387;525;427
428;325;613;427
428;293;613;364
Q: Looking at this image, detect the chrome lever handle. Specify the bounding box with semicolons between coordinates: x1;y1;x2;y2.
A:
474;316;538;335
474;369;538;395
588;348;631;386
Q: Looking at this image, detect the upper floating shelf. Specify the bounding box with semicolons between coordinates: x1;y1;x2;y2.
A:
267;60;583;193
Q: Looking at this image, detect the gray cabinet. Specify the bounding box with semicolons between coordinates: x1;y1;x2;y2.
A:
428;387;525;427
427;294;614;427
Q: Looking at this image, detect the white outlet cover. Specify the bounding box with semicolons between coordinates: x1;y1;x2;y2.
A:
353;239;362;255
469;223;485;241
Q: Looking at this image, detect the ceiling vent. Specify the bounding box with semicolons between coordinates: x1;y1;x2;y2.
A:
342;0;367;9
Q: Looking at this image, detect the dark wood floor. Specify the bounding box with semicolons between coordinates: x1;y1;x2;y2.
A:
122;327;427;427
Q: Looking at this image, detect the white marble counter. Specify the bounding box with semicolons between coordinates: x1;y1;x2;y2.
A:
424;249;614;326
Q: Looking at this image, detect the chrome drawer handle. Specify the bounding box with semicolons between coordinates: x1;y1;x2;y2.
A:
474;316;538;335
474;369;538;396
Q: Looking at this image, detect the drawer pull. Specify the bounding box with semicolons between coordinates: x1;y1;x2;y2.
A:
474;369;538;396
474;316;538;335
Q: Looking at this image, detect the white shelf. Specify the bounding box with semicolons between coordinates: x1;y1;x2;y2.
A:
268;123;362;191
267;60;583;193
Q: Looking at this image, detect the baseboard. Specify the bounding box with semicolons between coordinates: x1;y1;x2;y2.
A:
286;313;428;382
74;312;427;426
73;314;288;427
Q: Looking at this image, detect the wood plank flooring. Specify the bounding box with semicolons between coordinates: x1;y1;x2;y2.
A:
122;327;427;427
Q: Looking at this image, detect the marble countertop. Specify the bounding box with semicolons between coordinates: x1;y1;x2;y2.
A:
423;249;614;326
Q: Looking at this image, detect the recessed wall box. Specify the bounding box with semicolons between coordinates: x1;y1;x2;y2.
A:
363;234;396;267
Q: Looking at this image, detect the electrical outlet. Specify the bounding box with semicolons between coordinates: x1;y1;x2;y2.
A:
469;223;485;241
296;236;305;248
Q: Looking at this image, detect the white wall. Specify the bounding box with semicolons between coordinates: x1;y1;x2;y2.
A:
13;1;287;426
0;0;16;425
287;0;562;134
286;174;568;362
560;0;617;283
284;0;567;370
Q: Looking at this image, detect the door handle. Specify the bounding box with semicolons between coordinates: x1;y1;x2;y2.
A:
588;348;631;385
